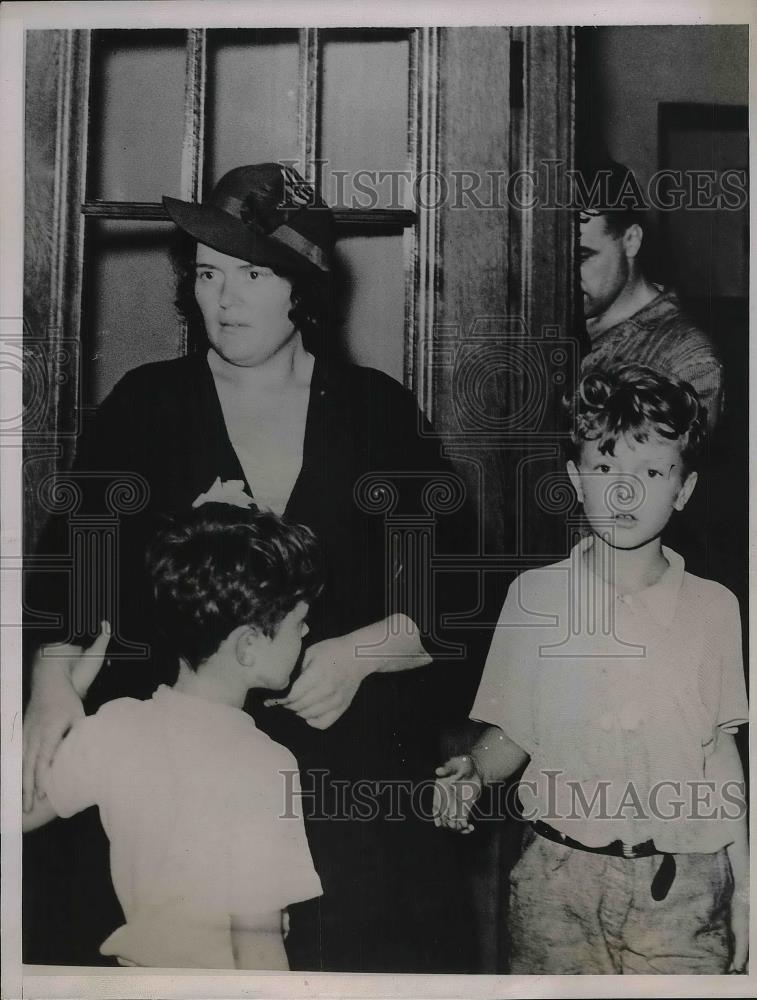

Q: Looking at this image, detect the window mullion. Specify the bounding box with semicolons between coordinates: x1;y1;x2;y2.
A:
176;27;207;354
407;27;441;411
181;28;207;201
298;28;321;188
60;29;91;461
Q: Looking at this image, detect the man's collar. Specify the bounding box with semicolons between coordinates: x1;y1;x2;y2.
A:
588;286;680;343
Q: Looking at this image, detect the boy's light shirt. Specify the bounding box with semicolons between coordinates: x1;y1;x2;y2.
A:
471;536;747;852
100;903;235;969
42;684;322;968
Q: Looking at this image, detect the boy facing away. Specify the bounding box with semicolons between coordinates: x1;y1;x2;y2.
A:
434;363;748;974
23;503;323;969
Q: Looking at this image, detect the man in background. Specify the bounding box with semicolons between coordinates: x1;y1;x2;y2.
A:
577;161;723;431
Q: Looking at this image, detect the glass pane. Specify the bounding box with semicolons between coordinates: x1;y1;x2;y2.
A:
205;29;300;185
321;33;410;210
88;30;186;201
82;220;182;406
335;234;406;382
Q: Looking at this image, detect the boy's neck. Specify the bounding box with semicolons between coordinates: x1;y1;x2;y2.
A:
585;532;669;595
173;658;248;709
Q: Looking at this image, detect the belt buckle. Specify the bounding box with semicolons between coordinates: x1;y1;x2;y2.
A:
621;841;637;859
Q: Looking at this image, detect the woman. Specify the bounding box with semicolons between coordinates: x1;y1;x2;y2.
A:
23;164;476;972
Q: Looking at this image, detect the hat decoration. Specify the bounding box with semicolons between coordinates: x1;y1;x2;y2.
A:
163;163;335;275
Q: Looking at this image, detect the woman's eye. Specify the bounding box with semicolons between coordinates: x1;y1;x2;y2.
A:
246;270;260;280
196;270;215;281
597;464;611;474
647;469;662;479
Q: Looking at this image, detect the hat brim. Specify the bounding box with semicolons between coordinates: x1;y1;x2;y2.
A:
163;197;326;275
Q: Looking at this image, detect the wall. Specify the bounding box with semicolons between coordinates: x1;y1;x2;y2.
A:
589;24;748;189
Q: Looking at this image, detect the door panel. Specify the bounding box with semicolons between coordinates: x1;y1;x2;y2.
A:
334;232;406;381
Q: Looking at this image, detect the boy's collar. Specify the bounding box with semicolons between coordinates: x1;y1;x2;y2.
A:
153;683;255;726
636;546;685;626
572;535;685;627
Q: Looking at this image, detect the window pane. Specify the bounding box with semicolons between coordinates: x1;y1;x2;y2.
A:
205;29;300;184
82;220;182;406
88;30;186;201
321;33;410;210
336;234;406;382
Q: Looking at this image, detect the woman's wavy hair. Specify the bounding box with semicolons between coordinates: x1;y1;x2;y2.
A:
147;502;322;670
170;230;333;355
563;363;706;473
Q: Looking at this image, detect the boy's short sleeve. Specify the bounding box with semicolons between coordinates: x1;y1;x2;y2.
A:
43;698;139;819
710;591;748;734
42;708;112;817
469;577;538;755
228;750;322;919
264;768;323;908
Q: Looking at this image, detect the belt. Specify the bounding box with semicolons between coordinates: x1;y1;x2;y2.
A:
532;820;677;901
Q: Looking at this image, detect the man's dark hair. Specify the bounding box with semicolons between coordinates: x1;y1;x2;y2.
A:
575;160;653;270
147;502;322;670
564;363;706;473
170;230;332;355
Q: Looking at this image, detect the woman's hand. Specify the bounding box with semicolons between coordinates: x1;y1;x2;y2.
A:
68;621;111;698
22;623;110;811
432;755;483;834
265;634;372;730
728;888;749;973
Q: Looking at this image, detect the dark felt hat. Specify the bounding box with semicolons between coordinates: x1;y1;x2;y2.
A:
163;163;335;274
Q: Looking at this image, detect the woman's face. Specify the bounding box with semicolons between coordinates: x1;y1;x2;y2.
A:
194;243;296;367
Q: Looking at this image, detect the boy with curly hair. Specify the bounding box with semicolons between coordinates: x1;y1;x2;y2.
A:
23;503;323;970
434;364;748;974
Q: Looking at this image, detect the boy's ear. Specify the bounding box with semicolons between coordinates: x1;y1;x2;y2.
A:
673;470;698;511
234;626;262;668
566;460;584;503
